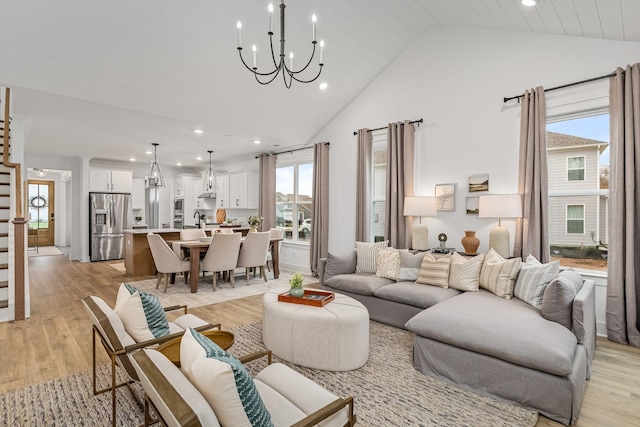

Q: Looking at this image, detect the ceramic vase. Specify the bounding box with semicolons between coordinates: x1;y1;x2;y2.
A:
289;287;304;297
461;231;480;255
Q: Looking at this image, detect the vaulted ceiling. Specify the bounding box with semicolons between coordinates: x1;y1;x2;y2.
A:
1;0;638;169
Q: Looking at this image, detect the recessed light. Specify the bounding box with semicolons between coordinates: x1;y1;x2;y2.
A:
196;156;203;160
194;129;204;134
145;150;153;155
254;140;261;144
129;157;136;162
319;82;328;90
521;0;536;6
176;162;182;166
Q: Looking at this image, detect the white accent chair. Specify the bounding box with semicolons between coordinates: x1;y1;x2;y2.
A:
236;231;271;285
147;233;191;292
266;227;285;272
200;232;242;290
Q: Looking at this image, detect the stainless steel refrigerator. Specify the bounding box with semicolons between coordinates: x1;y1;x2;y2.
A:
89;192;132;261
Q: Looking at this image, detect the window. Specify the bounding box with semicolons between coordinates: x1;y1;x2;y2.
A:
371;130;387;242
566;205;585;234
567;156;585;181
547;112;609;271
276;160;313;244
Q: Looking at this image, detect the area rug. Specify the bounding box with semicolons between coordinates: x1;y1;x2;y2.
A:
124;271;316;309
0;321;538;427
108;262;126;272
27;246;64;257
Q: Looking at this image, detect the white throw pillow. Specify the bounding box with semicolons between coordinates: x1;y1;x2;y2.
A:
375;248;400;280
355;241;388;273
479;249;522;299
114;283;170;342
514;254;560;308
448;252;485;291
416;253;451;288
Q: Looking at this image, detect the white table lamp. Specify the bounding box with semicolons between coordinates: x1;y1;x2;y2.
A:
479;194;522;258
404;196;437;251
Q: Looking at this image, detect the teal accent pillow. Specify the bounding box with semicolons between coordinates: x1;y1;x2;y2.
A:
189;328;273;427
123;283;170;338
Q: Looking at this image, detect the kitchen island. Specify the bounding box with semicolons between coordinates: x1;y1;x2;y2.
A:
124;228;181;277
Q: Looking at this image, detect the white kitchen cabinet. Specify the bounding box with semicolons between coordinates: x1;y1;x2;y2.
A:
193;179;217;210
132;178;145;209
216;175;230;209
90;169;133;193
174;176;185;197
229;171;258;209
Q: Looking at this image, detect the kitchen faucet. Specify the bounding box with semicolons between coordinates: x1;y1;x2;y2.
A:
194;211;201;228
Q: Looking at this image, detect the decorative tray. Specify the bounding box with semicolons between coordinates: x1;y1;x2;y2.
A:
278;289;335;307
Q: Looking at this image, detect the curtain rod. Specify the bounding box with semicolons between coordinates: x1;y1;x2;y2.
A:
352;118;423;136
503;71;622;103
254;142;329;159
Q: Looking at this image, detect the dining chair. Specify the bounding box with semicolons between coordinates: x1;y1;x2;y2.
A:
172;228;208;259
266;227;285;272
236;231;271;285
200;232;242;290
147;233;191;292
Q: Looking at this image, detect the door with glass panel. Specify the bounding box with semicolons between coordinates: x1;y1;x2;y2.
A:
28;180;55;246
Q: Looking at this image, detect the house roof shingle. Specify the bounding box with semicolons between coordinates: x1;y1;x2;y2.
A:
547;132;608;152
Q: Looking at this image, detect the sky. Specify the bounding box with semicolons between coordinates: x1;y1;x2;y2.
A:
276;163;314;196
547;113;609;164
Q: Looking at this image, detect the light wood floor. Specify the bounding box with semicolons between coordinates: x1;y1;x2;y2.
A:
1;253;639;426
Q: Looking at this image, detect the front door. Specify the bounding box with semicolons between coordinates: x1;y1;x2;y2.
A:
28;180;55;246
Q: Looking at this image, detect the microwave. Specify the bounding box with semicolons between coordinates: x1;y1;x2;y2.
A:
174;198;184;213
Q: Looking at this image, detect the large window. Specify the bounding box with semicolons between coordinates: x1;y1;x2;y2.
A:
547;112;609;271
276;161;313;244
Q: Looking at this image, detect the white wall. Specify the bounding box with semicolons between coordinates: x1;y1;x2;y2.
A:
312;27;640;255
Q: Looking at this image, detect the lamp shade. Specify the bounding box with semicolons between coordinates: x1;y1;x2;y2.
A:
403;196;437;217
478;194;522;218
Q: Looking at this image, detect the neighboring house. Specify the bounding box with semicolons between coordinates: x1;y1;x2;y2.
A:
547;132;609;249
275;192;313;226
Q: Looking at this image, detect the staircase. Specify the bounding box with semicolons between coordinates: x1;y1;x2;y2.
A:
0;170;9;317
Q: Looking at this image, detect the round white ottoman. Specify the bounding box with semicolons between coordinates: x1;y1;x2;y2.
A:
262;288;369;371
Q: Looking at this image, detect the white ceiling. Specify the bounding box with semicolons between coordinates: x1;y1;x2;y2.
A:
1;0;638;169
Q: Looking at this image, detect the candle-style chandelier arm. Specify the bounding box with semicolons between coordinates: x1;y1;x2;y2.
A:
287;63;324;84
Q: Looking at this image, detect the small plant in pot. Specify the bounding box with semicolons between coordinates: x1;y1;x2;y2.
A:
289;273;305;297
247;215;264;231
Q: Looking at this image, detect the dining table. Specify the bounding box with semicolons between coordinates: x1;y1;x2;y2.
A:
177;237;283;293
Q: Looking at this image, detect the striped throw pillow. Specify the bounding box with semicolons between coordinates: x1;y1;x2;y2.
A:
114;283;170;342
514;255;560;308
416;253;451;288
479;249;522;299
449;252;485;291
355;241;389;273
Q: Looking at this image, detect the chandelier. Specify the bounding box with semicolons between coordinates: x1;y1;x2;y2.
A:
236;0;324;88
202;150;217;192
146;143;165;188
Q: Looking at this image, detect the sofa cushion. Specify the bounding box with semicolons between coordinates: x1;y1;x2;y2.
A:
479;249;522;299
373;282;460;309
376;248;400;280
541;270;584;330
448;252;484;291
397;250;425;281
514;255;559;308
405;290;578;376
324;251;357;281
355;241;388;273
323;273;394;296
181;328;272;427
416;253;451;288
114;283;170;341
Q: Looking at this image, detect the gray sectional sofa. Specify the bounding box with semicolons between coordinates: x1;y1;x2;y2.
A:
318;250;596;425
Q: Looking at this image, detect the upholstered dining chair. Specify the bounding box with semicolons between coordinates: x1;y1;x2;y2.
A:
200;232;242;290
147;233;191;292
236;231;271;285
266;227;285;272
172;228;208;259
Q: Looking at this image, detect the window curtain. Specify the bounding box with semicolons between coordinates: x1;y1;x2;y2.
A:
356;129;372;242
513;87;550;263
310;142;330;276
385;121;415;249
607;63;640;347
258;153;277;231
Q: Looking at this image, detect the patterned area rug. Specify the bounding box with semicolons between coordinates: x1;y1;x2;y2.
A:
0;322;538;426
124;271;314;309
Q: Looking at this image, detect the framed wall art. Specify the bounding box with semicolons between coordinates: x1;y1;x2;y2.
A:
468;174;489;192
435;183;455;212
466;196;479;215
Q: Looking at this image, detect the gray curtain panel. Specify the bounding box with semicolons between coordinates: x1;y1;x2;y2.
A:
356;129;372;242
514;87;550;263
258;153;277;231
385;121;415;249
607;63;640;347
310;142;330;276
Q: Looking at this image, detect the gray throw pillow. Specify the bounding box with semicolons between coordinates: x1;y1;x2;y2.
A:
324;251;357;281
540;270;583;330
397;250;426;281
